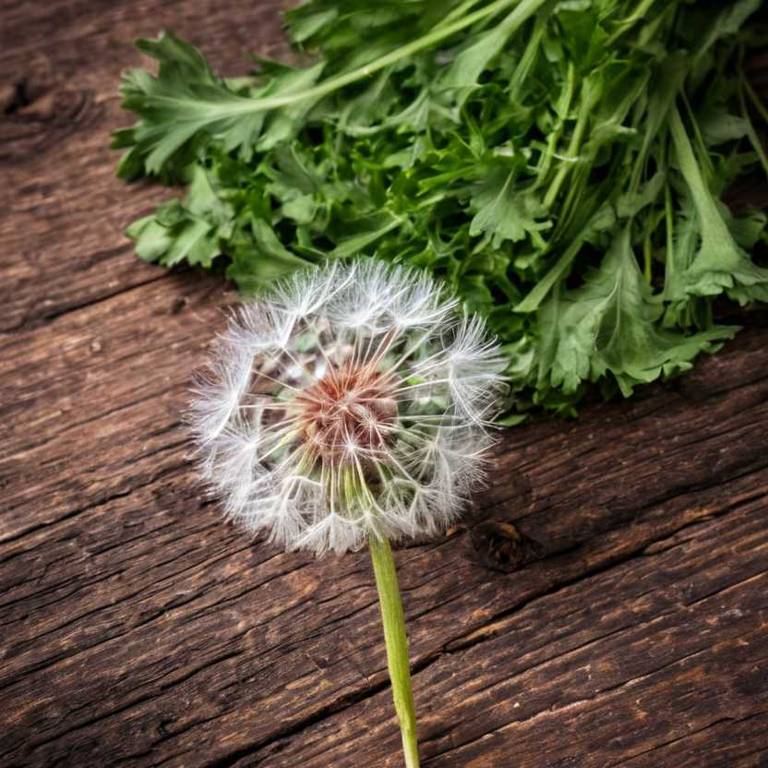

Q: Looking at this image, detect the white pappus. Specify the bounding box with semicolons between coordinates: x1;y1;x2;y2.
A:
190;260;507;556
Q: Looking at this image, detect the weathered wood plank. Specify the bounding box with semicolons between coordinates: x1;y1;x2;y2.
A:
248;501;767;767
0;0;287;333
5;463;764;767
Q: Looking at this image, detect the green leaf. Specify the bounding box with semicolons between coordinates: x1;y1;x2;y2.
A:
536;227;736;396
114;0;767;416
126;165;233;267
669;106;768;304
114;33;326;175
469;170;550;248
439;0;548;104
329;213;402;259
515;202;615;313
227;218;311;292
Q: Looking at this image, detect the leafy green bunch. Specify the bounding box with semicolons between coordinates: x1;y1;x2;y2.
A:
115;0;768;416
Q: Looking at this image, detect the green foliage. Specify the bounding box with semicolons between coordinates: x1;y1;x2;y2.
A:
114;0;768;415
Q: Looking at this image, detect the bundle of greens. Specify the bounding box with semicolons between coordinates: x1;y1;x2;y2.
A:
115;0;768;416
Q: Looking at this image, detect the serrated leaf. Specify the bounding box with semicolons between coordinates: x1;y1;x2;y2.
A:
536;227;736;396
669;106;768;304
469;170;550;248
114;33;325;175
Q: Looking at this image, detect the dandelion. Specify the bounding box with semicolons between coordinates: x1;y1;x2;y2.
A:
191;260;506;767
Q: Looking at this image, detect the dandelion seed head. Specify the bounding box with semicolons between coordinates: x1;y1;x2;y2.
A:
191;260;507;555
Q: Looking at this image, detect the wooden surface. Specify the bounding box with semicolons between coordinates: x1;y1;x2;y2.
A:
1;2;767;766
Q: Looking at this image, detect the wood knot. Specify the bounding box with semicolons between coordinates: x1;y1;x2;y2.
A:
0;77;97;162
469;519;546;573
170;296;188;315
460;469;547;572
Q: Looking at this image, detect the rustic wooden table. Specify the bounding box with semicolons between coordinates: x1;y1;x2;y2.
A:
2;2;767;766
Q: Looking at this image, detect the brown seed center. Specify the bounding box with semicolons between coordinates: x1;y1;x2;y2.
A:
294;364;397;460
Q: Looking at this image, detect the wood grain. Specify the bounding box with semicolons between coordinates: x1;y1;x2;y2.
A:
1;3;767;767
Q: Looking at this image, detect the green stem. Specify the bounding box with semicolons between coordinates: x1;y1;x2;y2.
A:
605;0;657;45
743;75;768;126
543;79;593;210
220;0;528;117
532;61;575;190
739;77;768;176
438;0;488;27
509;12;546;99
514;207;596;312
369;534;419;768
643;225;653;284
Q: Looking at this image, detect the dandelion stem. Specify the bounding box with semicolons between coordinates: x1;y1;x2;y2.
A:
369;534;420;768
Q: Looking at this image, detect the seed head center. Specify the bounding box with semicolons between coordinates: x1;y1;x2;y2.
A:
295;364;397;460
